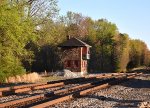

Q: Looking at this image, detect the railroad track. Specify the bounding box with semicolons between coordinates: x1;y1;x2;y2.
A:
0;73;118;97
0;77;94;97
0;73;142;108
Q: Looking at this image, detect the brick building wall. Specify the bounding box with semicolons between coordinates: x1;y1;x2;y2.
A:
62;47;87;73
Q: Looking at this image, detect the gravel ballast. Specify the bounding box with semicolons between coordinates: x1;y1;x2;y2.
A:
0;73;149;108
51;74;150;108
0;84;80;103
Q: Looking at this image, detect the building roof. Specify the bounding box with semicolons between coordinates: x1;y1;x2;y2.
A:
59;37;91;47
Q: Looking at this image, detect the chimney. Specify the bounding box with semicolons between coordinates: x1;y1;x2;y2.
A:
67;35;71;40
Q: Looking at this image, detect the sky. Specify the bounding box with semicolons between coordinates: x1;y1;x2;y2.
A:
58;0;150;49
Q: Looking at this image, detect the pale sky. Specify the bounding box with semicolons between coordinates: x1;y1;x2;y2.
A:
58;0;150;49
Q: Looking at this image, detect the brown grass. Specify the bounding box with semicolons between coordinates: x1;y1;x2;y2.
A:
6;72;41;83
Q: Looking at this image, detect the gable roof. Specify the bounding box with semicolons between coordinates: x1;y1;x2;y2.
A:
59;37;91;47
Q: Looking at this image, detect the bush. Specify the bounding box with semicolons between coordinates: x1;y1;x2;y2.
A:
0;72;7;83
0;57;25;83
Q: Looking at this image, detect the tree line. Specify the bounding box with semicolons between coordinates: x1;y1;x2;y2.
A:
0;0;150;82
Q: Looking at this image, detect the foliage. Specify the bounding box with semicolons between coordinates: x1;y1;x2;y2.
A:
127;39;150;70
112;33;130;72
0;0;36;82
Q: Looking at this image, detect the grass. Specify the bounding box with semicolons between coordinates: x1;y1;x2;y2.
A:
38;76;65;83
6;72;41;83
5;72;65;84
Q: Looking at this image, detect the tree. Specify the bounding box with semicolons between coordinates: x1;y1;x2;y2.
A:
27;0;59;26
60;11;91;39
127;39;149;69
94;19;118;71
112;33;130;72
25;16;67;72
0;0;36;82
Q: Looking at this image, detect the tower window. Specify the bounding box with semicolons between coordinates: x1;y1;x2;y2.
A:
74;60;79;67
67;60;71;67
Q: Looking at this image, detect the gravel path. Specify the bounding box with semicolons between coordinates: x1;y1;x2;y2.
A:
51;74;150;108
